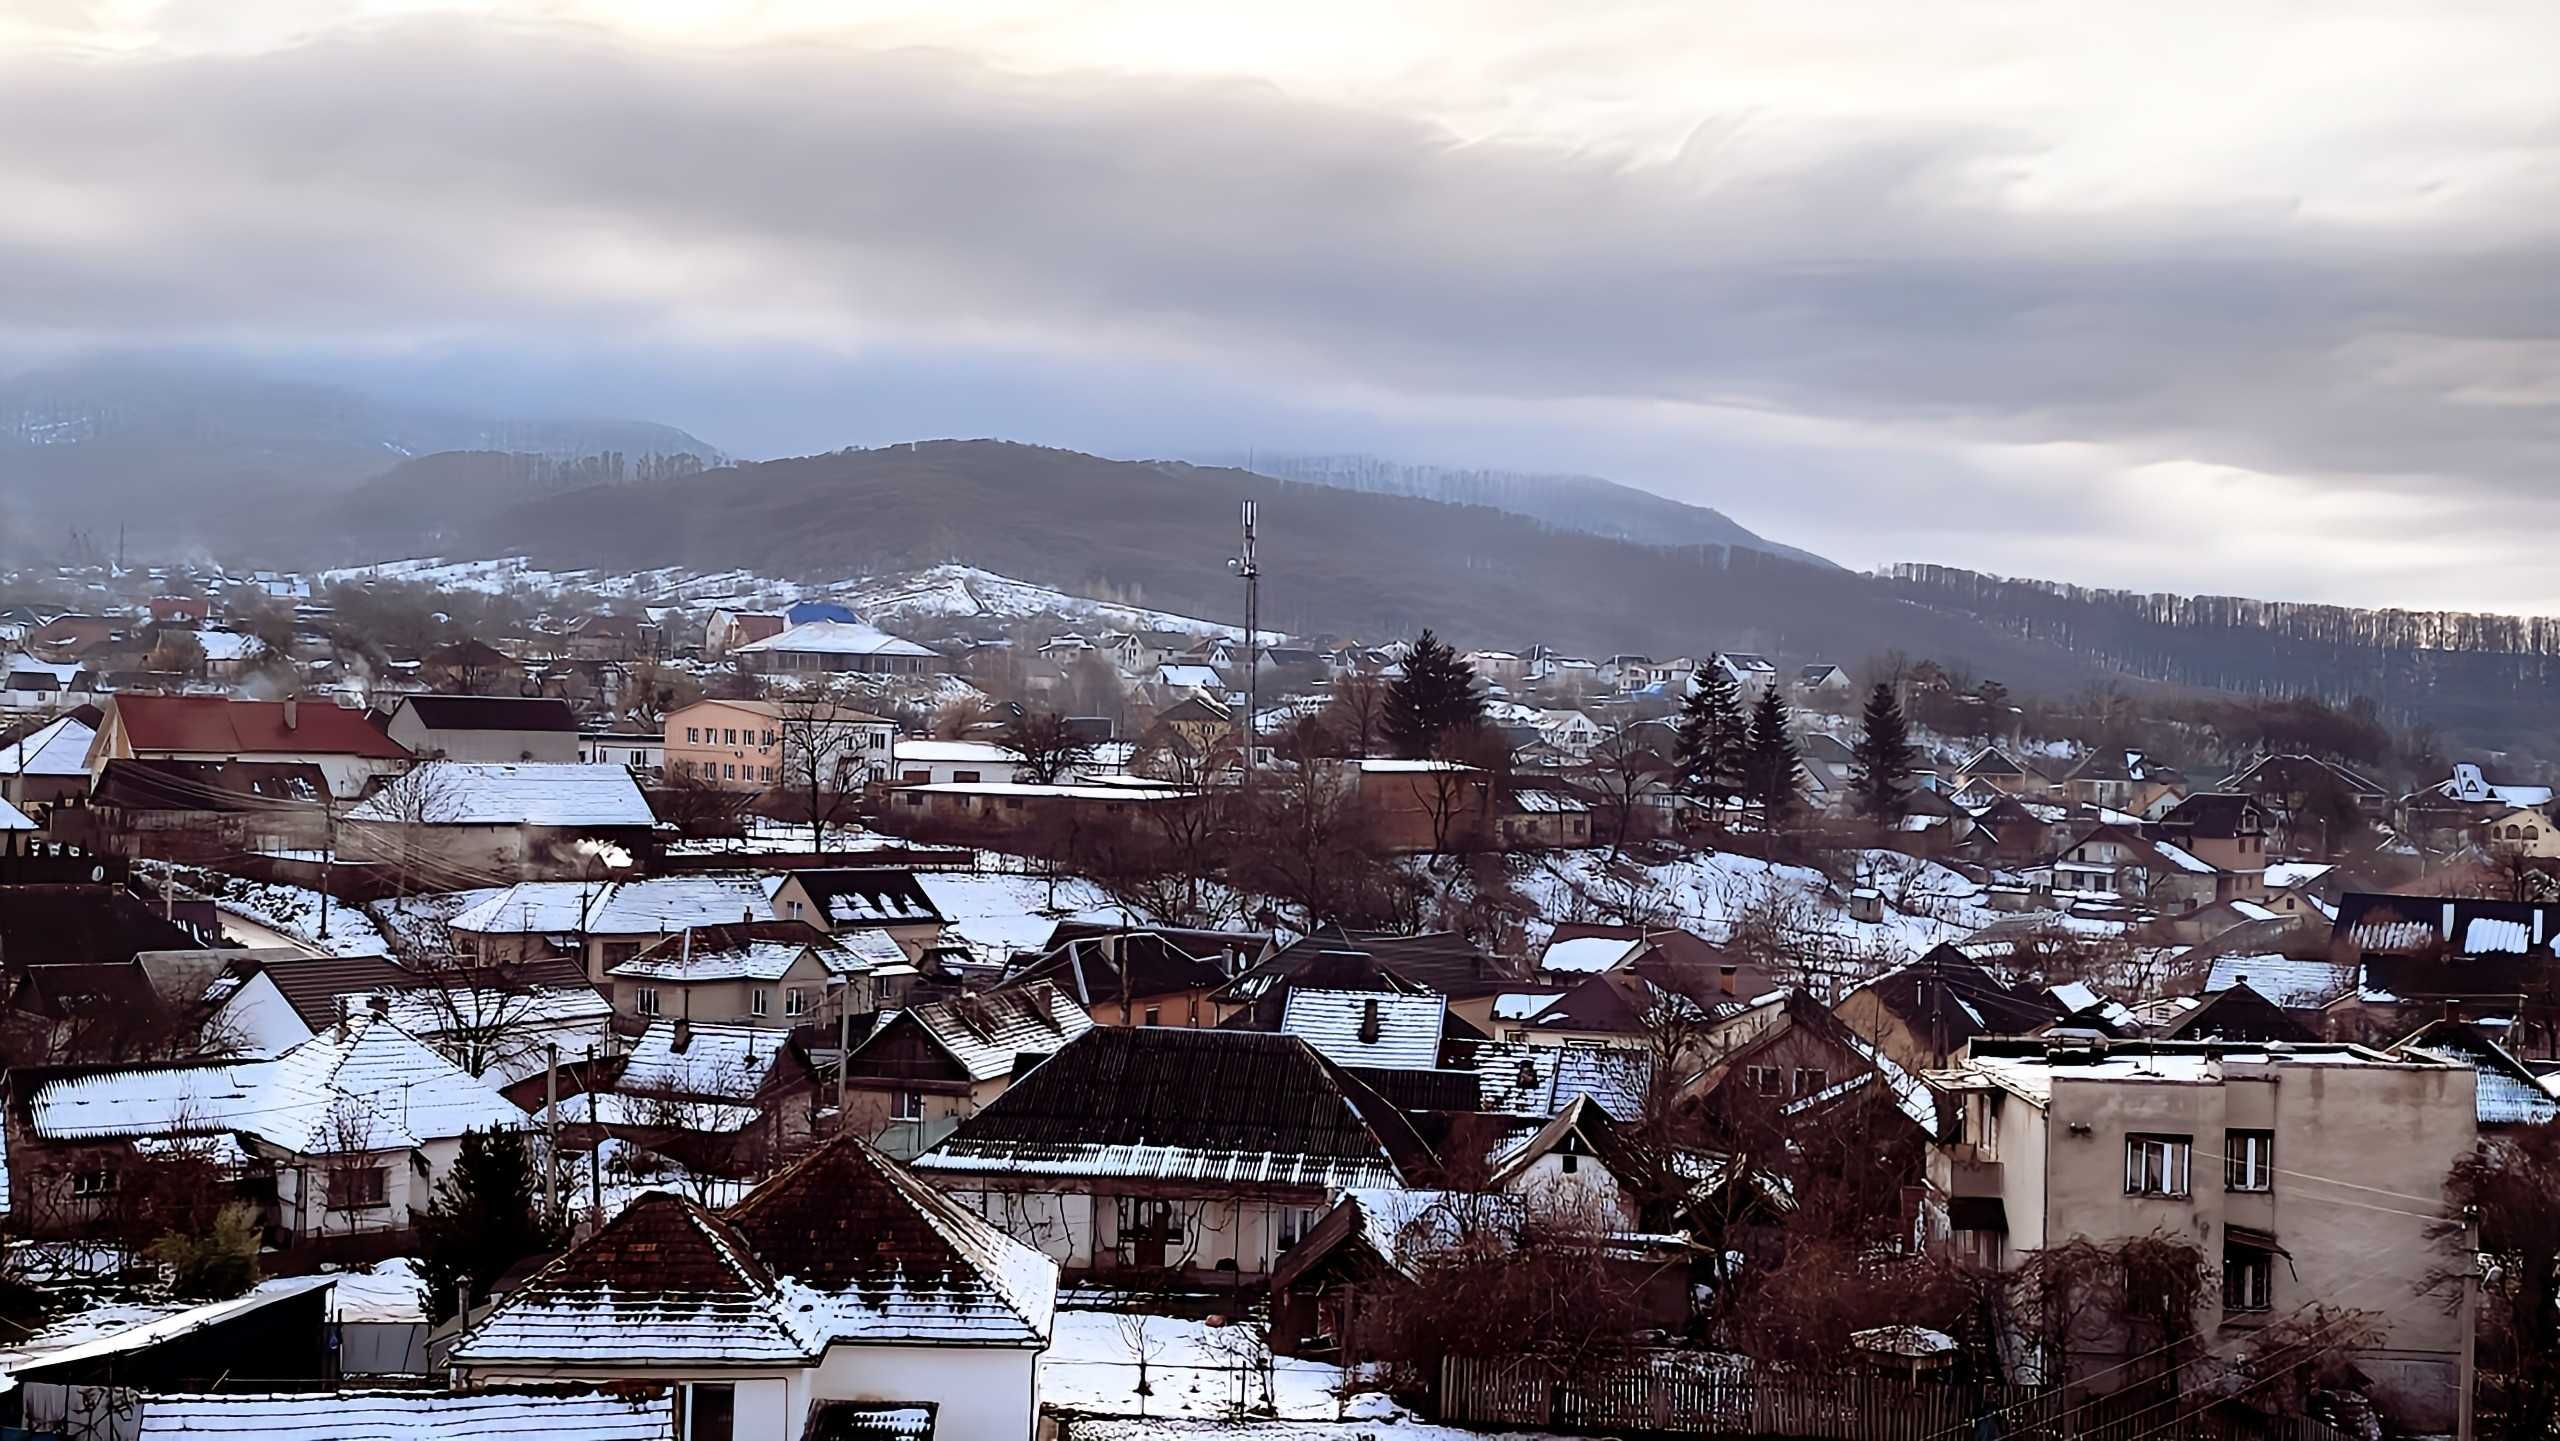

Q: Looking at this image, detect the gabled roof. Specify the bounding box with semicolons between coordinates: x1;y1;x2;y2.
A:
1279;989;1447;1072
2199;954;2355;1011
21;1013;520;1154
1333;929;1518;999
611;922;896;984
1468;1040;1650;1121
735;620;937;659
0;713;96;776
451;1192;817;1367
344;762;654;828
2221;752;2388;799
618;1020;800;1101
134;1388;677;1440
723;1134;1055;1346
452;874;777;937
2393;1018;2560;1127
108;694;411;759
1845;946;2062;1050
1957;746;2025;779
2155;983;2316;1043
858;985;1092;1085
1483;1094;1649;1190
92;758;329;811
213;954;414;1032
998;931;1237;1007
913;1026;1435;1190
2155;791;2263;840
785;868;944;927
394;694;585;734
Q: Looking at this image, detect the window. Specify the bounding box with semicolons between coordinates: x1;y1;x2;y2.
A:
2124;1134;2193;1197
762;730;777;747
684;1382;736;1441
785;987;810;1017
1792;1068;1830;1096
2223;1246;2274;1313
724;764;737;780
1277;1206;1317;1251
635;986;661;1017
786;899;805;918
892;1089;924;1121
954;770;982;783
750;988;770;1018
329;1166;389;1210
722;727;737;744
71;1168;117;1198
1142;1006;1162;1027
686;726;700;743
2225;1130;2274;1192
603;941;642;967
1745;1065;1784;1096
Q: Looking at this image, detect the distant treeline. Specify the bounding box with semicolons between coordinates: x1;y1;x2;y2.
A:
1887;563;2560;748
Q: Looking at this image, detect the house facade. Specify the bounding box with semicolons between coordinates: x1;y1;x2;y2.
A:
665;699;894;792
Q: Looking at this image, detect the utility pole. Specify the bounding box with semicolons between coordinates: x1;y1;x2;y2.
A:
2458;1202;2479;1441
1227;499;1260;794
317;792;334;941
544;1041;561;1226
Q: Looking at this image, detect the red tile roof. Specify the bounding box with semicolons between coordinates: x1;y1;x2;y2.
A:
111;695;412;760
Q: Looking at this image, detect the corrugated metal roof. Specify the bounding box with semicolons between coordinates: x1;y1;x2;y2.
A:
1279;989;1445;1072
136;1389;675;1440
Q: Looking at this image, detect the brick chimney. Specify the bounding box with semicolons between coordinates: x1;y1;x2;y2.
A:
1718;964;1739;996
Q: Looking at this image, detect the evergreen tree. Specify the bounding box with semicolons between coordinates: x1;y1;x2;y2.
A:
1850;682;1914;821
417;1128;562;1323
1673;665;1749;820
1743;685;1802;832
1382;629;1485;759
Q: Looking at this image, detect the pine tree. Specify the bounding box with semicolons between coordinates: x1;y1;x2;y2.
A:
1851;682;1913;821
1382;629;1485;759
416;1128;563;1323
1673;664;1748;820
1743;685;1801;832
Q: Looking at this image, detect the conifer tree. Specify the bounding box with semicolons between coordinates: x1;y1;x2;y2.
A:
1382;629;1486;759
1674;664;1748;821
1743;685;1801;832
1851;682;1914;821
416;1128;562;1323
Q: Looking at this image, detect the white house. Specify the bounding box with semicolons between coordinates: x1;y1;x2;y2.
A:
452;1136;1057;1441
6;1014;523;1242
734;620;939;676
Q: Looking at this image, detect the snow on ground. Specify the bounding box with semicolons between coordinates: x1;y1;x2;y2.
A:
327;1257;426;1323
145;862;391;957
1506;847;1998;970
664;817;946;857
1043;1310;1363;1422
319;556;1280;639
367;887;504;954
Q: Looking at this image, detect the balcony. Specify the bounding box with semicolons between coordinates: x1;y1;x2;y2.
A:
1944;1143;2004;1198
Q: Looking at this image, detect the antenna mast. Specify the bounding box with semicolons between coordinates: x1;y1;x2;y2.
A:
1231;499;1261;794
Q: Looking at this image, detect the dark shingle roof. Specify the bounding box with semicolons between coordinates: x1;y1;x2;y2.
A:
999;932;1235;1007
92;758;329;811
916;1027;1436;1188
399;695;583;733
788;868;944;925
2156;982;2316;1043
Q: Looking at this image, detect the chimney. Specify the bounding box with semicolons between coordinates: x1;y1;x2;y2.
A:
281;695;299;730
673;1018;692;1052
1718;964;1738;996
1358;996;1382;1045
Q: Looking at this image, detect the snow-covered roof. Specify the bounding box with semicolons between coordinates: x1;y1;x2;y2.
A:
1541;935;1645;975
2262;862;2334;890
735;619;936;658
1155;663;1226;689
1280;989;1446;1072
617;1021;787;1101
135;1389;675;1441
2150;840;2215;874
28;1014;521;1154
451;874;777;937
0;1277;337;1380
345;762;654;828
608;924;901;984
899;781;1190;801
888;739;1020;765
0;714;95;776
1937;1040;2431;1108
545;1090;763;1134
1470;1041;1650;1122
877;985;1093;1085
0;795;31;831
1490;991;1563;1022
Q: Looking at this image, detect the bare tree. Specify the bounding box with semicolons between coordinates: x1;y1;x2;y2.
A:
1583;721;1676;864
358;760;464;899
775;691;882;855
1000;710;1097;785
1325;672;1389;759
321;1094;387;1237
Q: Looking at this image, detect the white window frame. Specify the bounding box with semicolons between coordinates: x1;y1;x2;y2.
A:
749;988;770;1018
2124;1133;2193;1197
635;986;661;1017
785;987;809;1017
891;1089;924;1122
2224;1247;2274;1312
2225;1130;2274;1192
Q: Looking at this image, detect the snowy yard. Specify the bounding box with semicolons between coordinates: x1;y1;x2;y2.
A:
144;861;392;957
1043;1310;1378;1423
1505;846;1999;964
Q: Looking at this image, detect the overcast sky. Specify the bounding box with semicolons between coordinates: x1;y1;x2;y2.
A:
6;2;2558;610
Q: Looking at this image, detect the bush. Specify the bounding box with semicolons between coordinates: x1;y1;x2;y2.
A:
149;1204;263;1300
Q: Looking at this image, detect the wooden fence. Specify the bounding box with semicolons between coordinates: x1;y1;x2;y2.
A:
1438;1355;2365;1441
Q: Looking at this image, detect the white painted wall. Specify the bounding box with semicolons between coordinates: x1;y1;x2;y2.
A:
813;1343;1040;1441
208;971;316;1056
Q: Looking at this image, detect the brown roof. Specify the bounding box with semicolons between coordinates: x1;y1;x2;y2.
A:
111;695;412;760
221;955;415;1032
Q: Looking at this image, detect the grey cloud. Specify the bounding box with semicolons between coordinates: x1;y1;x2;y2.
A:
3;18;2558;532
